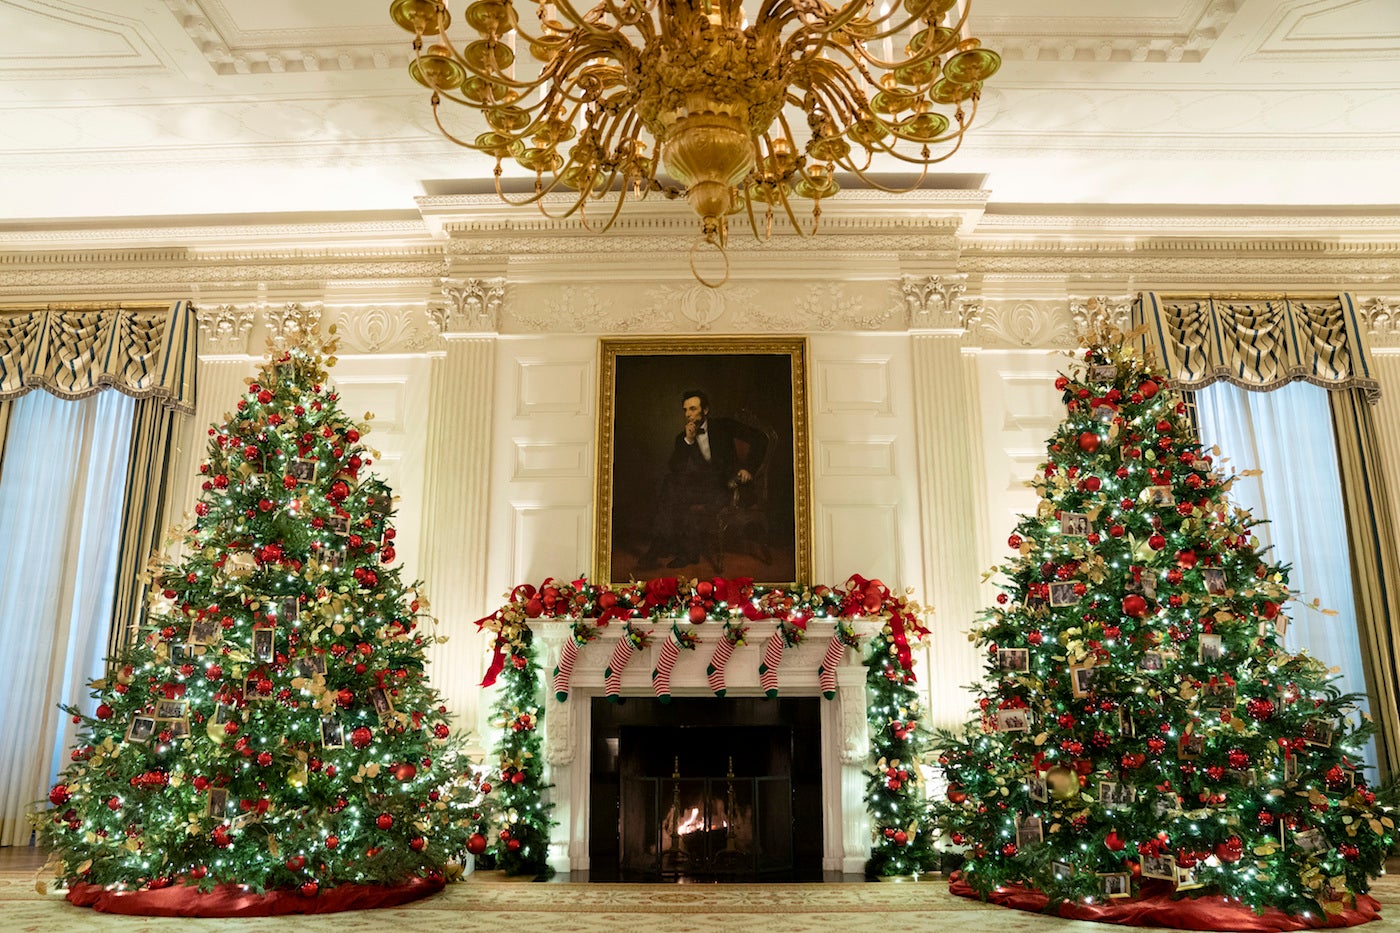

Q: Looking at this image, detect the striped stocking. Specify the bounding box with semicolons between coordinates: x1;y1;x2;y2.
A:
707;636;737;697
651;629;683;704
552;636;582;702
818;635;847;700
759;631;785;698
603;634;637;702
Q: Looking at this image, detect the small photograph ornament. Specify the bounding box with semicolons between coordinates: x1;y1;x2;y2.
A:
252;624;277;663
1048;582;1079;608
1069;663;1096;698
1027;773;1049;802
1145;486;1176;506
1303;719;1336;747
997;648;1029;673
1201;568;1228;596
1099;872;1132;898
1141;853;1177;881
326;514;350;537
1090;364;1118;382
995;708;1030;733
1201;682;1236;709
1059;512;1091;537
1198;633;1225;663
1051;861;1075;883
206;787;230;818
319;715;345;749
1016;815;1044;847
289;459;319;484
1175;865;1203;891
125;715;156;745
154;699;188;720
187;616;221;646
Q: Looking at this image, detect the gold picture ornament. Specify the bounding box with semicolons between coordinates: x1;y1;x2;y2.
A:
393;0;999;287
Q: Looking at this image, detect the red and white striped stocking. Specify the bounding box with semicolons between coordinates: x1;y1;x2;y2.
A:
651;629;683;704
552;636;582;702
759;631;785;698
707;635;737;697
818;635;847;700
603;634;637;702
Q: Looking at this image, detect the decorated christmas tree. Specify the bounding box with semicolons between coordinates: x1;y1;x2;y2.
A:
933;335;1392;921
862;589;936;878
35;330;483;913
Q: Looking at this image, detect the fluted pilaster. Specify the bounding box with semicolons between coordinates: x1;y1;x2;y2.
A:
910;332;987;729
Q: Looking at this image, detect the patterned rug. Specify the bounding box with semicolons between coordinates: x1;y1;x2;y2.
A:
1;867;1395;933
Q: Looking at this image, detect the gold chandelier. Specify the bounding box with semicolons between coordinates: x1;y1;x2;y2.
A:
392;0;999;285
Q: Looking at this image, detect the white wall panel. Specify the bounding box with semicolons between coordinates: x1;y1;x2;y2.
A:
330;356;433;586
972;350;1070;586
808;337;922;592
510;505;591;586
488;337;597;628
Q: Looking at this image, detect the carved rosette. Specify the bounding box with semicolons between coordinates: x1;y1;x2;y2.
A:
195;304;256;354
432;278;505;336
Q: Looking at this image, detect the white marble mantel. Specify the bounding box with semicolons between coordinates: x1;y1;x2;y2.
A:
534;619;882;875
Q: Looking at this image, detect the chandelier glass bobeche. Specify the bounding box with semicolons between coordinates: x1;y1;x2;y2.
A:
392;0;999;285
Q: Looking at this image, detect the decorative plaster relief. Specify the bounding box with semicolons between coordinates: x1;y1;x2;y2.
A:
1359;296;1400;346
263;302;322;349
331;305;439;353
196;303;255;354
899;274;976;330
431;278;504;335
1069;295;1134;342
965;300;1081;349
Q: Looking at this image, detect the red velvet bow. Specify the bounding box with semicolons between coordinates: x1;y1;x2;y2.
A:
642;576;679;611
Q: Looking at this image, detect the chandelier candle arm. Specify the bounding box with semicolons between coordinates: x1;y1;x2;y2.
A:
394;0;998;286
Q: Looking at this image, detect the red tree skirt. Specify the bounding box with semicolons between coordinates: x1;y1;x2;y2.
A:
949;873;1380;931
65;875;444;917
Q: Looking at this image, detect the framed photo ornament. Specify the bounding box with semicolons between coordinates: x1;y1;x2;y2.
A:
594;337;811;586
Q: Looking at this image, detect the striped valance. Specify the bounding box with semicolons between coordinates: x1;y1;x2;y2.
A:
1133;293;1380;403
0;301;196;413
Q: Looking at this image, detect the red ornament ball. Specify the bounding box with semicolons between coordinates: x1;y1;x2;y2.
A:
1122;594;1149;618
96;703;113;720
507;838;522;852
1147;533;1167;551
410;837;426;852
1104;830;1126;851
256;751;273;767
466;833;488;856
300;881;319;897
1139;380;1159;399
350;726;373;748
893;830;908;845
376;813;394;830
1077;431;1100;453
1245;697;1276;721
394;762;418;782
325;835;339;849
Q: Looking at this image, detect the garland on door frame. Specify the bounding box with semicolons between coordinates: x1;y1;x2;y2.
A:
473;575;932;877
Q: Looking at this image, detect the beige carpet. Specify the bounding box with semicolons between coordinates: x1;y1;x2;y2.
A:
1;857;1396;933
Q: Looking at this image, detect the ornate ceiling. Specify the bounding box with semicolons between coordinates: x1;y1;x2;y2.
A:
1;0;1397;228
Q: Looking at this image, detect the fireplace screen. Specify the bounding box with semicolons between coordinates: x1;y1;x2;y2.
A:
589;698;822;882
621;761;793;881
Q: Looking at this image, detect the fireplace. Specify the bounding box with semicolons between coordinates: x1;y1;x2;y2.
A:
536;620;877;877
589;698;822;881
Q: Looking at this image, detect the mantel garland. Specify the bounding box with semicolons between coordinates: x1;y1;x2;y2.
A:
472;574;930;877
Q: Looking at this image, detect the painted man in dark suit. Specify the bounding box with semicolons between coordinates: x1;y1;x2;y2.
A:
642;389;769;569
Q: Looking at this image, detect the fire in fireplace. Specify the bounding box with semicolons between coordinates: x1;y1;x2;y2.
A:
590;697;821;882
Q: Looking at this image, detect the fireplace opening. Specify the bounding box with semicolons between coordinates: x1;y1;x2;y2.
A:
589;697;822;882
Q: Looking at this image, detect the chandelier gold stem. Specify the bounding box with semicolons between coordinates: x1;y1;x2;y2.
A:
395;0;999;286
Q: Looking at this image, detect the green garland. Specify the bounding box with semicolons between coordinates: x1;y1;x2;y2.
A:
475;574;930;878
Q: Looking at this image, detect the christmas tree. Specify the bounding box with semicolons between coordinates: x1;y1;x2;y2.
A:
36;330;482;909
864;613;936;878
933;335;1392;918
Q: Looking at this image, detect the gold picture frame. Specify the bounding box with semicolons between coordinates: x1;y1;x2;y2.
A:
595;337;811;586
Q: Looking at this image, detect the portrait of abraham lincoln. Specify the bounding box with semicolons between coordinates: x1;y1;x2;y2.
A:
596;338;811;587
